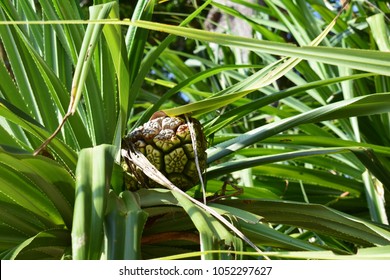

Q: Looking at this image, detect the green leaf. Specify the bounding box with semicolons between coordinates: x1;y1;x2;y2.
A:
0;148;74;259
0;229;70;260
125;0;154;85
204;73;375;135
102;7;130;136
0;148;74;229
221;199;390;246
69;3;116;145
211;203;323;251
0;3;91;151
173;191;243;260
133;20;390;76
104;190;148;260
263;245;390;260
208;93;390;162
0;98;78;173
128;0;213;119
134;64;255;127
71;144;116;260
156;245;390;260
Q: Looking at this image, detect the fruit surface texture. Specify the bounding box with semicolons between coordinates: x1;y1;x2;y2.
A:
124;114;207;191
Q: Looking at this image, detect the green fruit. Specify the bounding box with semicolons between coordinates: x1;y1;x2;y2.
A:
123;113;207;191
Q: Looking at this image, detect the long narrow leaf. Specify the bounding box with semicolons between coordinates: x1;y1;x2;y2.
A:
0;229;70;260
104;190;148;260
71;144;116;259
208;93;390;162
132;20;390;76
221;199;390;246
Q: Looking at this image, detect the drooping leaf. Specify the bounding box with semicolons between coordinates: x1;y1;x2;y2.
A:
0;229;71;260
220;199;390;247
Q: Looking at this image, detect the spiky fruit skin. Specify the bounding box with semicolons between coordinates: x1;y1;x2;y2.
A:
123;115;207;191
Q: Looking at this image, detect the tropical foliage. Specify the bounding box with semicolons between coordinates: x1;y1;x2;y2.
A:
0;0;390;260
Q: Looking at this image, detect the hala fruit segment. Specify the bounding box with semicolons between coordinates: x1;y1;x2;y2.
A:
123;114;207;191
